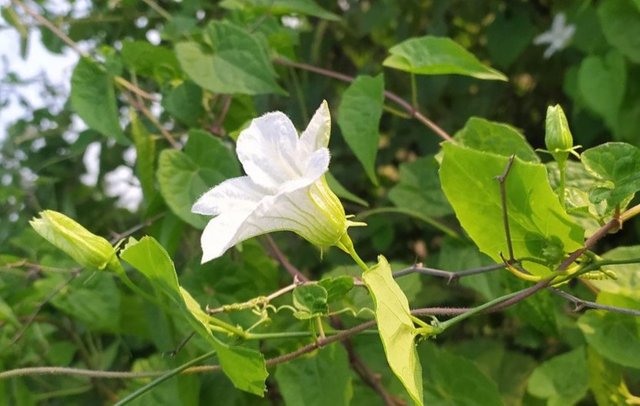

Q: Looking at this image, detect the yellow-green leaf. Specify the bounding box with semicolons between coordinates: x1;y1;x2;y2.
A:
362;255;423;406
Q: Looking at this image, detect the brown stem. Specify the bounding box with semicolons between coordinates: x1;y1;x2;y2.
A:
124;93;180;149
273;58;453;142
263;236;309;282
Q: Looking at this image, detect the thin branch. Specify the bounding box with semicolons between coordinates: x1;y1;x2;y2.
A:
273;57;453;142
330;317;400;406
263;235;309;282
550;288;640;317
124;93;180;149
11;0;88;57
495;155;516;261
108;212;166;243
210;95;233;136
394;263;504;284
114;77;159;102
6;269;81;348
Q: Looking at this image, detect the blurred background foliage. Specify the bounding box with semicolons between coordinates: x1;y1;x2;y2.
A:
1;0;639;404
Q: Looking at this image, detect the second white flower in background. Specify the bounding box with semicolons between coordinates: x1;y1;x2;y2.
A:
192;101;361;263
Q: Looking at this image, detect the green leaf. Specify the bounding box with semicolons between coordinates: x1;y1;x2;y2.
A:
34;272;120;332
439;142;584;275
587;347;633;406
454;117;539;162
389;155;453;218
120;236;268;396
578;296;640;369
450;338;537;406
130;112;156;204
593;245;640;299
30;210;119;271
214;341;268;396
157;130;239;228
121;40;179;80
326;172;369;207
318;276;354;303
71;58;127;144
175;21;284;95
420;343;503;406
362;255;423;406
581;142;640;214
162;80;204;126
486;11;535;69
276;345;352;406
337;74;385;185
577;51;626;130
292;284;328;319
221;0;339;21
598;0;640;63
383;36;507;81
527;347;588;406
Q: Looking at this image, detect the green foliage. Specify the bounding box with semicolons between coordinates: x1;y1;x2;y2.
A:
454;117;539;162
275;345;352;406
420;343;503;406
440;142;584;275
4;1;640;404
384;36;507;81
158;130;239;228
70;58;127;144
362;256;424;406
337;74;384;185
527;347;589;405
176;21;284;95
581;142;640;213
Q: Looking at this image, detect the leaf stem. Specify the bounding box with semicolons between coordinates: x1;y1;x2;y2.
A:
114;350;217;406
495;155;516;261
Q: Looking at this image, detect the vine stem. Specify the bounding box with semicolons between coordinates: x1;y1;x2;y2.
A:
273;58;453;142
114;350;217;406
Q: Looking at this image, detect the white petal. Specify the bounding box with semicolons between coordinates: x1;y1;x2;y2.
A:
200;209;254;263
192;176;265;216
300;100;331;153
236;111;304;189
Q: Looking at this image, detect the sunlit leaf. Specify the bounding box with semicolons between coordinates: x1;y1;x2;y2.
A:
383;36;507;81
362;255;423;406
439;142;584;275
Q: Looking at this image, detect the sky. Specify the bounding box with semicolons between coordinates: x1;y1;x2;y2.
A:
0;0;85;141
1;0;143;211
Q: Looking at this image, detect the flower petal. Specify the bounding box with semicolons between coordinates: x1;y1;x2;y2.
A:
236;111;304;189
280;147;330;194
200;209;255;263
192;176;265;216
300;100;331;153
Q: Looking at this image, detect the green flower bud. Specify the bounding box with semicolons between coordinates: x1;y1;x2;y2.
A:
30;210;118;271
545;104;574;165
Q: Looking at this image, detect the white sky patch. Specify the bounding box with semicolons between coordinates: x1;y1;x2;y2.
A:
80;141;101;186
104;165;143;212
123;146;137;166
146;29;161;45
281;16;303;29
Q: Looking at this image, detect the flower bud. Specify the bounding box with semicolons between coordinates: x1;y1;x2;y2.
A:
545;104;573;165
30;210;118;271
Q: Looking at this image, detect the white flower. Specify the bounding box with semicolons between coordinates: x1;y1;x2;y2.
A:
192;101;359;263
533;13;576;59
